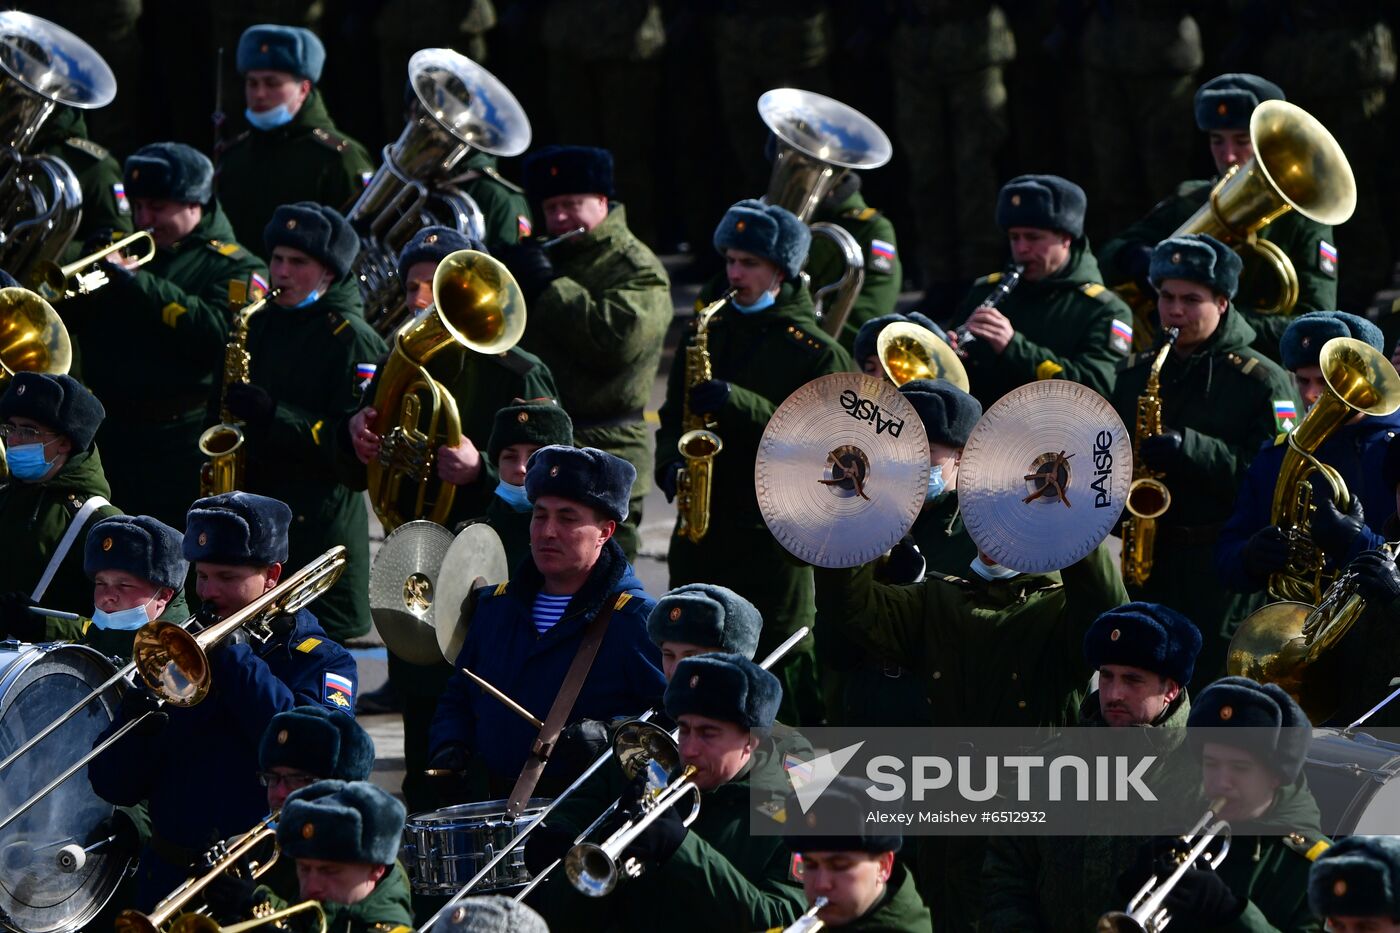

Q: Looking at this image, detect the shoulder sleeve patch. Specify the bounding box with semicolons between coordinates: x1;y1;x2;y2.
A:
1272;399;1299;433
1317;240;1338;277
310;126;351;153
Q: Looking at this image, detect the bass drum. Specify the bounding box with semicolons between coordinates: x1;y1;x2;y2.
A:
1305;727;1400;835
0;643;128;933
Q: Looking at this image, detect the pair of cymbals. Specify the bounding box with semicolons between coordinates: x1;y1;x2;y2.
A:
369;521;508;665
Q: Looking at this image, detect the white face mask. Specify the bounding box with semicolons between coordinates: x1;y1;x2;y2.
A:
969;555;1020;582
245;103;295;130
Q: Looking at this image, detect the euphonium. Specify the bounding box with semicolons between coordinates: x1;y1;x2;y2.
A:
368;250;525;532
1265;337;1400;605
1120;327;1179;587
675;290;734;544
198;288;281;497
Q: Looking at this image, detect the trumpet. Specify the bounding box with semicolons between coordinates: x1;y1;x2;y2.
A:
781;897;829;932
26;229;157;300
169;901;325;933
115;814;279;933
563;720;702;897
1097;798;1231;933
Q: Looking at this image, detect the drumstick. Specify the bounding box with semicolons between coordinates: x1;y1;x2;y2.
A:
29;606;82;622
460;666;543;729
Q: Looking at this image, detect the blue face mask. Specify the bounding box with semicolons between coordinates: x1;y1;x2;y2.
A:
6;442;53;481
92;598;156;631
245;104;295;131
494;481;532;512
731;290;776;314
925;464;946;502
288;288;322;309
970;555;1020;582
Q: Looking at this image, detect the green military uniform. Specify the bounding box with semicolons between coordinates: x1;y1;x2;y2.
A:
891;2;1016;287
456;151;532;250
981;691;1197;932
657;283;853;725
1109;312;1299;680
833;864;934;933
242;276;388;642
0;450;121;617
518;205;670;559
253;862;414;933
948;241;1133;409
217;91;375;248
73;203;266;529
530;733;807;933
34;107;133;262
807;180;903;353
1099;181;1337;362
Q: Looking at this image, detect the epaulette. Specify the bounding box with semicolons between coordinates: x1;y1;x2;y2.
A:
63;136;110;161
310;126;352;154
1282;831;1331;862
62;492;90;517
480;163;525;194
1222;350;1272;383
294;636;323;654
206;239;249;259
1078;282;1115;303
929;570;973;587
973;271;1003;286
368;924;412;933
783;323;824;352
840;206;880;222
1116;349;1154;371
325;311;354;341
492;348;536;377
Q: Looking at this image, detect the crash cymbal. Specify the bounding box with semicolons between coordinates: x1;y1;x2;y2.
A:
370;520;454;665
876;321;969;392
434;522;510;664
958;381;1130;574
756;373;929;568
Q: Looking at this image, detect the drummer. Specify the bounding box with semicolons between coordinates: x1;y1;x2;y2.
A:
1307;836;1400;932
73;515;191;659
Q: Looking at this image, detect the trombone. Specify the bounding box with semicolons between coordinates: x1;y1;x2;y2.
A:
1096;798;1231;933
26;229;157;300
0;547;347;830
116;813;279;933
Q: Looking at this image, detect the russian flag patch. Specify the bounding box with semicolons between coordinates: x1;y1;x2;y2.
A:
1273;399;1298;432
869;238;896;273
324;671;354;709
517;215;532;239
112;182;130;215
1109;318;1133;354
249;272;269;299
1318;240;1337;277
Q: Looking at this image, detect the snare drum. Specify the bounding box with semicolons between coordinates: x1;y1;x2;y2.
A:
0;641;127;933
1305;727;1400;835
403;798;551;895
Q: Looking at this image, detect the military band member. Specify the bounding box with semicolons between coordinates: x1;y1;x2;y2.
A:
35;104;133;256
247;781;413;933
437;897;549;933
657;199;853;725
1100;74;1338;360
503;145;671;559
982;603;1202;932
1307;836;1400;933
88;492;358;910
70;142;265;529
1109;234;1298;680
851;311;944;380
217;25;374;246
226;202;386;642
450;150;533;251
428;446;663;803
343;225;557;531
779;778;933;931
67;515;190;657
1218;313;1399;593
0;372;121;628
529;653;806;932
947;174;1133;408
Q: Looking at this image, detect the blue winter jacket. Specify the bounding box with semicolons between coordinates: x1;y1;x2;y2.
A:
429;538;663;786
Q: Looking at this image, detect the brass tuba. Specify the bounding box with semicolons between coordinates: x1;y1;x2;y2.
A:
0;285;73;481
198;288;282;496
1120;327;1179;587
1167;100;1355;315
674;290;733;544
367;250;525;532
0;12;116;281
758;88;892;337
349;49;530;336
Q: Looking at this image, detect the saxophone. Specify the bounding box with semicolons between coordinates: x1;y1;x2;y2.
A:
197;289;280;496
1120;327;1178;586
674;289;735;544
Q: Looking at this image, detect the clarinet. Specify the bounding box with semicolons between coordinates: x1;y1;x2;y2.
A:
954;263;1024;356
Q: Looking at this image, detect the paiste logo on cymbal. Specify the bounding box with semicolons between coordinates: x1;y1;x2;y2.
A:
837;388;905;437
1091;430;1116;509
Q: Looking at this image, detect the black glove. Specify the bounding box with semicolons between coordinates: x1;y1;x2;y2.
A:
1310;481;1368;561
426;742;473;808
1117;837;1181;899
688;379;731;415
657;461;682;504
552;718;613;779
881;535;926;585
103;808;143;857
1138;429;1184;472
1242;525;1292;583
497;243;556;303
0;591;44;642
98;256;138;290
1349;550;1400;607
119;685;167;736
523;824;574;876
619;796;688;865
224;383;276;428
1161;866;1244;925
203;869;260;920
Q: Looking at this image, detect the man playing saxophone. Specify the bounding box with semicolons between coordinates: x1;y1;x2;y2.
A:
65;142;264;528
656;200;853;726
1109;234;1296;680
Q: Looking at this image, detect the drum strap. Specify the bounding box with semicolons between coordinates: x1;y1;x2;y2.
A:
506;592;622;817
32;496;110;601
